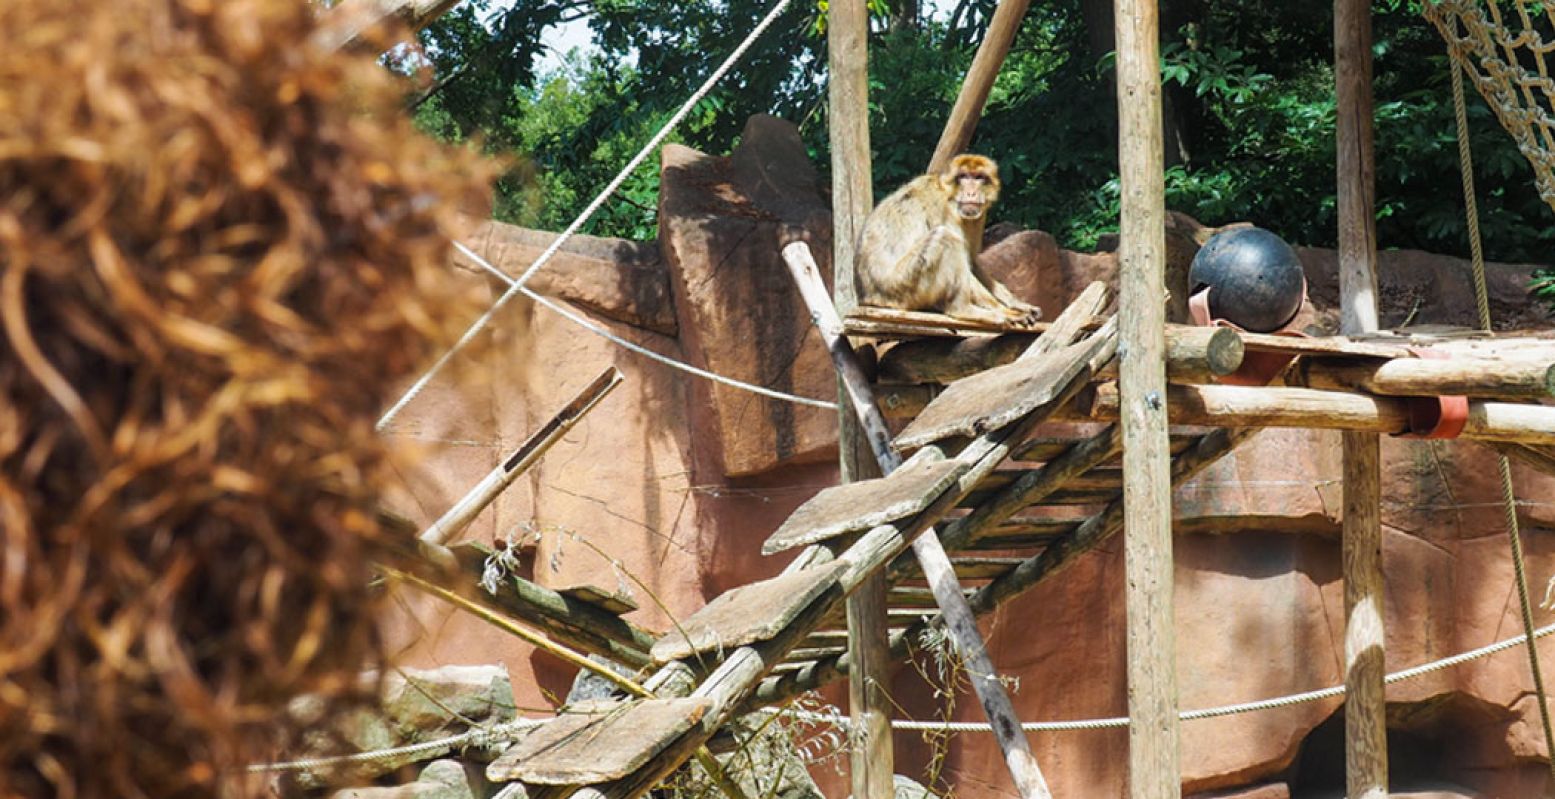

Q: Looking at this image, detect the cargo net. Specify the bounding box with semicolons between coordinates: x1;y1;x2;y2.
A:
1426;0;1555;211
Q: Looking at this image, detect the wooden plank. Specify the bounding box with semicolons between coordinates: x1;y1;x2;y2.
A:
928;0;1034;173
1488;441;1555;478
650;561;849;663
486;698;712;784
555;584;639;616
895;329;1117;450
1115;0;1181;791
762;457;967;554
1336;0;1387;792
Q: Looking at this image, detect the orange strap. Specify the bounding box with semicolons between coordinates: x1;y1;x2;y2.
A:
1394;348;1468;440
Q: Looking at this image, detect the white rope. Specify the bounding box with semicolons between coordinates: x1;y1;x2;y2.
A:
455;241;834;409
377;0;797;430
780;621;1555;733
246;717;546;773
249;622;1555;772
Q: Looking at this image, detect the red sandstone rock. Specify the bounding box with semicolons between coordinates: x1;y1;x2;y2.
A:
458;219;677;335
1187;782;1290;798
657;114;838;477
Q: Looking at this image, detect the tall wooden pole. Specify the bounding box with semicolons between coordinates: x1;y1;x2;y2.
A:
1115;0;1181;796
1336;0;1388;796
928;0;1033;173
828;3;892;796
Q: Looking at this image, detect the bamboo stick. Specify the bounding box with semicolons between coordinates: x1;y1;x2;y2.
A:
421;367;622;545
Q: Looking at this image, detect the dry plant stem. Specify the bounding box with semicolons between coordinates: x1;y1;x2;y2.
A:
382;568;750;799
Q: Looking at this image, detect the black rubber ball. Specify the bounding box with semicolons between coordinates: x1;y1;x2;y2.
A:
1188;226;1306;332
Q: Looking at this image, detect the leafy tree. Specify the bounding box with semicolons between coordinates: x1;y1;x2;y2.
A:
409;0;1555;314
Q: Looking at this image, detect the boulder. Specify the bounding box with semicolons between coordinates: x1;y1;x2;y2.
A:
287;665;516;786
327;760;479;799
657;114;837;476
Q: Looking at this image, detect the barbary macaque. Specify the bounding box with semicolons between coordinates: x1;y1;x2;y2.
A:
856;154;1041;326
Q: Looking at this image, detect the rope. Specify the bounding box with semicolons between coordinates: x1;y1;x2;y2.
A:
1449;51;1555;784
454;240;833;409
251;619;1555;770
777;621;1555;733
377;0;798;430
246;718;546;773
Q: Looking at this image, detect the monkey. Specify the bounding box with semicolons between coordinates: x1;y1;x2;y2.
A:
856;154;1041;327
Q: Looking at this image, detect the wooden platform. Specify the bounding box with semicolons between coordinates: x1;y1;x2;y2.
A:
472;301;1555;796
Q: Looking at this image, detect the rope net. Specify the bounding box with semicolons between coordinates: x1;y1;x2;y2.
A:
1426;0;1555;212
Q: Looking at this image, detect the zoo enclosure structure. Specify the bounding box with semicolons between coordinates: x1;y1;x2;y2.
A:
371;0;1555;797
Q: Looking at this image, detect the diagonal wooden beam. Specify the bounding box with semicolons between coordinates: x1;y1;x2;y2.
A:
782;241;1061;799
929;0;1035;172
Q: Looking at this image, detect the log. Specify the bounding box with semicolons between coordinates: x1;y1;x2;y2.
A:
783;241;1056;799
1115;0;1182;789
445;544;656;667
827;0;891;789
1289;355;1555;400
928;0;1034;173
843;305;1103;339
880;324;1242;385
1070;382;1555;444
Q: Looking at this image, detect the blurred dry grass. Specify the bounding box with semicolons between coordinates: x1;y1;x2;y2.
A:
0;0;492;795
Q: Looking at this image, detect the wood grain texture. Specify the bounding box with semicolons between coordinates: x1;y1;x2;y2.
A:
1336;0;1387;791
928;0;1034;172
1115;0;1182;794
828;4;889;786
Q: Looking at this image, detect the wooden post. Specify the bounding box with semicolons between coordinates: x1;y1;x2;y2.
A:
1115;0;1181;796
828;2;893;796
1337;0;1388;795
928;0;1033;173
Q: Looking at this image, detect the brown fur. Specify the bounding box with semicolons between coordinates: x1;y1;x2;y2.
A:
856;154;1040;325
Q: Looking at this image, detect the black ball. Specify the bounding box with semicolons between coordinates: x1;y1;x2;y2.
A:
1188;226;1306;332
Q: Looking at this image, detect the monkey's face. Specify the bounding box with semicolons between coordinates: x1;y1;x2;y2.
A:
952;171;993;220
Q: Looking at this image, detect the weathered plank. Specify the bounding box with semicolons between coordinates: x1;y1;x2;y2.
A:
895;330;1117;450
650;561;848;663
486;698;712;784
761;457;967;554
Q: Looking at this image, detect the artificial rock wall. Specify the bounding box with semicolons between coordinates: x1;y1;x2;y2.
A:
383;114;1555;798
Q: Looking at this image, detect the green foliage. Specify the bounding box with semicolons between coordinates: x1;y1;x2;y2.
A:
411;0;1555;311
